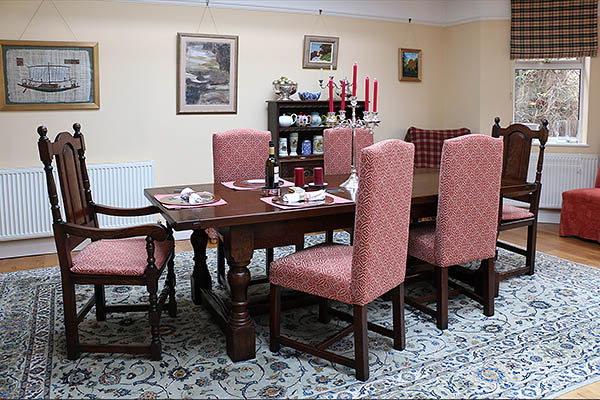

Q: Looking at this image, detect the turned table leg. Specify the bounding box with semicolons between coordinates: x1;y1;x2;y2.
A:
190;229;212;305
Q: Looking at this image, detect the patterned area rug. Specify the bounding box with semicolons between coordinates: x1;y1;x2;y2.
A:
2;232;600;399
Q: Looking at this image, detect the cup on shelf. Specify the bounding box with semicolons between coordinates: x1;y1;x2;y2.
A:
301;139;312;155
294;167;305;187
289;132;299;156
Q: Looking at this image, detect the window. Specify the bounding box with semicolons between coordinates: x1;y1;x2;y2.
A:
514;58;584;144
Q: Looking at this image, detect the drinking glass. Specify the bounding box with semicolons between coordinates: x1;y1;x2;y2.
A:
567;119;578;143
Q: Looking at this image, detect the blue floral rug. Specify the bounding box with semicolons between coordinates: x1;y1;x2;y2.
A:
2;232;600;399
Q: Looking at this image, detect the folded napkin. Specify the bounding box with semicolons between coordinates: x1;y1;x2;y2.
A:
283;189;326;203
177;187;210;205
179;187;194;201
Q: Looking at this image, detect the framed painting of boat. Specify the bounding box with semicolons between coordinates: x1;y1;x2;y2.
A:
0;40;99;111
177;33;238;114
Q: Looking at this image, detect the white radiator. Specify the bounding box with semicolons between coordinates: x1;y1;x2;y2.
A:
0;161;155;241
528;153;599;209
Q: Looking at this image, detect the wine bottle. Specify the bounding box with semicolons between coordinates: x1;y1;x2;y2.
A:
265;141;280;188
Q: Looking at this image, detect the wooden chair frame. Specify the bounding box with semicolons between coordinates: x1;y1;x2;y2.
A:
37;124;177;360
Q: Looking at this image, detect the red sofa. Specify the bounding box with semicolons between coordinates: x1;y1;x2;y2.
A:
559;164;600;243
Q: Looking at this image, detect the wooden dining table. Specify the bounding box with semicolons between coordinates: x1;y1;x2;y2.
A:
144;169;536;362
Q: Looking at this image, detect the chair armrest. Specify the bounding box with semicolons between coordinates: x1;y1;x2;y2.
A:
93;203;159;217
62;222;169;241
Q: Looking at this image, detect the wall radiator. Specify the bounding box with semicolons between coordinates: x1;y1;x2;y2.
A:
527;153;599;209
0;161;155;241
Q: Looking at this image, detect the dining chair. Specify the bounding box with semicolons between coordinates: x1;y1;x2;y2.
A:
492;117;548;282
270;139;414;381
37;124;176;361
406;134;503;330
559;162;600;243
404;126;471;169
212;128;273;285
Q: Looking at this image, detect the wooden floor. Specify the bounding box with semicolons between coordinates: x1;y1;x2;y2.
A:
0;223;599;398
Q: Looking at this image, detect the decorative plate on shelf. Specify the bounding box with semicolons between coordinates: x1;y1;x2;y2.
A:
234;179;283;188
158;192;220;206
271;195;334;207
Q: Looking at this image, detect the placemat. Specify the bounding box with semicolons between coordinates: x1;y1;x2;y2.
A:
221;179;294;191
260;193;353;210
154;194;227;209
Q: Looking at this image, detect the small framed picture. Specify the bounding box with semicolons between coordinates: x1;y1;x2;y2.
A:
0;40;99;111
303;35;339;70
177;33;238;114
399;48;422;82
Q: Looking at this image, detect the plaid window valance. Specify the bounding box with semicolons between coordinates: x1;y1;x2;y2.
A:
511;0;598;59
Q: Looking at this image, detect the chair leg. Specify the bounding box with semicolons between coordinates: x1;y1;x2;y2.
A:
326;230;334;243
349;232;354;246
217;240;226;286
392;283;406;351
482;258;495;317
526;222;537;275
435;267;448;330
63;280;80;360
94;284;106;321
318;298;331;323
147;282;161;361
167;255;177;318
353;305;369;381
266;248;274;277
270;284;281;352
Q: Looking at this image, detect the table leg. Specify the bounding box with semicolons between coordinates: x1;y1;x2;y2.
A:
190;229;211;305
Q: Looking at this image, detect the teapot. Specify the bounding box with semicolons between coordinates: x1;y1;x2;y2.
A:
295;113;311;127
279;114;297;127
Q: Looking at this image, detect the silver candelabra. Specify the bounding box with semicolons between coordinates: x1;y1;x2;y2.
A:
327;96;380;191
318;77;353;100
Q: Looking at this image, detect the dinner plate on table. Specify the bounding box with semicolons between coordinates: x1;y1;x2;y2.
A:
158;192;220;206
233;179;284;188
271;195;334;207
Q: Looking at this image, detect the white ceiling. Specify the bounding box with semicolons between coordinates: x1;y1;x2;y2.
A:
108;0;510;26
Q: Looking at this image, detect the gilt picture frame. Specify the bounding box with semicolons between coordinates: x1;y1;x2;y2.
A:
177;33;238;114
0;40;99;111
303;35;339;70
399;48;422;82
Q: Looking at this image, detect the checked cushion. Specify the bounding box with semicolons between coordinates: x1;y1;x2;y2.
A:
405;127;471;169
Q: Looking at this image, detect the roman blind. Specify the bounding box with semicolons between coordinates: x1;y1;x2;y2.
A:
511;0;598;59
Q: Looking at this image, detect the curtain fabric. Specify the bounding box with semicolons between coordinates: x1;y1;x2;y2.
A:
511;0;598;59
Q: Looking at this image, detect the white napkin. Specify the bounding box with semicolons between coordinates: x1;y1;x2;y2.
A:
180;187;194;201
188;192;204;204
283;189;326;203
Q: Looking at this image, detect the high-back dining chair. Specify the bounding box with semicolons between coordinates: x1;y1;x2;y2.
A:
407;134;503;330
323;128;373;175
404;126;471;169
270;139;414;381
492;117;548;282
212;129;273;284
37;124;176;361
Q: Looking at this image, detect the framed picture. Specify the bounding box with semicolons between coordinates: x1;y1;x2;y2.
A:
0;40;99;111
177;33;238;114
399;48;422;82
303;35;339;69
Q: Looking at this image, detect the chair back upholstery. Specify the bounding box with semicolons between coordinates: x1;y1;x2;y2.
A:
37;124;98;251
323;128;373;175
351;139;414;306
404;127;471;169
434;134;503;267
212;129;271;182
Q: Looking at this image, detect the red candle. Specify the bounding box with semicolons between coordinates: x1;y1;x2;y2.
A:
328;78;334;113
313;167;324;186
373;78;378;112
365;76;369;111
341;79;346;111
352;62;357;97
294;167;305;187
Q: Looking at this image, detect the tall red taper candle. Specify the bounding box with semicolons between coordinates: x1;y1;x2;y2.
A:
341;79;346;110
328;78;334;112
352;62;357;97
373;78;378;112
365;76;369;111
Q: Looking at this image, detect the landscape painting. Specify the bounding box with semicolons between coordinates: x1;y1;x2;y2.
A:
303;35;339;69
177;33;238;114
399;48;422;82
0;40;99;111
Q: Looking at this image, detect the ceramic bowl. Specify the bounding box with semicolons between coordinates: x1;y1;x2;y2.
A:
298;91;321;101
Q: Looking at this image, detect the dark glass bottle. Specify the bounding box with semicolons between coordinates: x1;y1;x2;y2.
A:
265;141;280;188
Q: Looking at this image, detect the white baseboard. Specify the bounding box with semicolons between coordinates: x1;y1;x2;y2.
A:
538;209;561;224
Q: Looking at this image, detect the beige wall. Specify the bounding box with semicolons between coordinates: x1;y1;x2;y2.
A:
0;1;445;186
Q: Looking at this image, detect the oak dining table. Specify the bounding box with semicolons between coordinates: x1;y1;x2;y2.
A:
144;170;535;362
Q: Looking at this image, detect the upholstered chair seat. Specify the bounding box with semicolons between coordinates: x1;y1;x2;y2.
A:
72;237;171;276
501;204;535;221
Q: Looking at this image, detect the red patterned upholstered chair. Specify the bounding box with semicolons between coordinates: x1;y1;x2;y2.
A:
492;118;548;282
407;134;503;330
404;126;471;169
323;128;374;175
37;124;176;361
270;139;414;381
560;163;600;243
212;129;273;284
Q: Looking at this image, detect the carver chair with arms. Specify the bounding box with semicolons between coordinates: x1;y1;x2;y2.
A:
492;117;548;282
270;139;414;381
37;124;176;361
